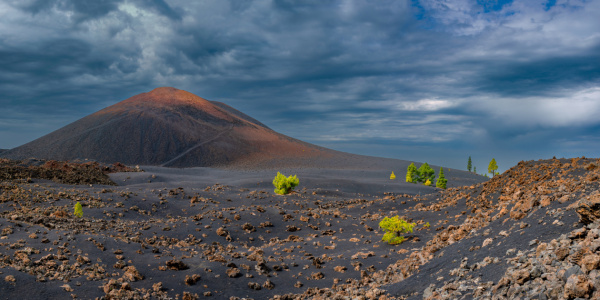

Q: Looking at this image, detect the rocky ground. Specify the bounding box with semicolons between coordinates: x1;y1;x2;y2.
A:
0;157;599;299
0;158;139;185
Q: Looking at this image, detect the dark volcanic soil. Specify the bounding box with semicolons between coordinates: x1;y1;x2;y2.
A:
2;157;600;299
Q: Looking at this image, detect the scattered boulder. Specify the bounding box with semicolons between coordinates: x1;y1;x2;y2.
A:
482;238;493;247
123;266;143;282
263;279;275;290
311;272;324;280
166;259;188;270
226;268;241;278
242;223;255;232
184;274;201;286
580;254;600;273
216;227;229;237
334;266;347;273
575;195;600;225
564;274;594;299
248;282;261;290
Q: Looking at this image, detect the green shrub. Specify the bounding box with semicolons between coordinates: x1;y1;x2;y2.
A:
424;222;430;228
424;178;432;186
273;172;299;195
379;216;415;245
390;171;396;180
74;202;83;218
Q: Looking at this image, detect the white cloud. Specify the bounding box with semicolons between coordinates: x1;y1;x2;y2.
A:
356;99;458;112
400;99;455;111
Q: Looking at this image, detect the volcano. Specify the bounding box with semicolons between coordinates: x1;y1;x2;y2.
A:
3;87;344;168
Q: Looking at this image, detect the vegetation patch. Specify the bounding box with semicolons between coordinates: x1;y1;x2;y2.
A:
379;215;415;245
273;172;299;195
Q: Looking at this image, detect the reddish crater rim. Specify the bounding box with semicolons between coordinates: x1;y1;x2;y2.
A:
150;87;180;93
132;87;211;105
97;87;224;117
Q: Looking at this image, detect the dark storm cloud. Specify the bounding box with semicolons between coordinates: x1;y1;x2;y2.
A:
473;44;600;97
1;0;600;172
15;0;121;22
14;0;180;22
163;0;418;84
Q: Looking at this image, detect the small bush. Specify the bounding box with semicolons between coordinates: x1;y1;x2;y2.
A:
273;172;299;195
424;222;430;228
379;216;415;245
424;179;432;186
390;171;396;180
74;202;83;218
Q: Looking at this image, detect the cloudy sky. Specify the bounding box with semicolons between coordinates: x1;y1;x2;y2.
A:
1;0;599;173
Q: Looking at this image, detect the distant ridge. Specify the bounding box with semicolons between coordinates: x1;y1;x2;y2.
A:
1;87;348;168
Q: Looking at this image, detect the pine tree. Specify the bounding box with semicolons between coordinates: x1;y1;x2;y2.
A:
417;163;435;183
488;158;498;176
390;171;396;180
406;163;417;183
467;156;472;172
436;167;447;189
474;166;477;174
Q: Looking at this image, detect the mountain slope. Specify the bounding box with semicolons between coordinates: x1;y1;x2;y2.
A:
2;87;342;168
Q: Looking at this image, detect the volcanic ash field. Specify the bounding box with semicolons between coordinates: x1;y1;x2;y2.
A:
2;157;600;299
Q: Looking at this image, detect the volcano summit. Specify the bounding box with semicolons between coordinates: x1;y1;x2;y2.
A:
3;87;345;168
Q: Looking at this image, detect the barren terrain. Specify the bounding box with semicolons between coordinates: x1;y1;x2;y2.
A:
2;157;600;299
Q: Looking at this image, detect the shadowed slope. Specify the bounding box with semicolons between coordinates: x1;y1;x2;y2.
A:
2;87;341;168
